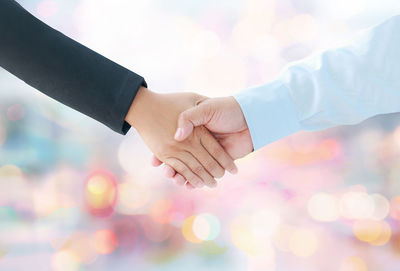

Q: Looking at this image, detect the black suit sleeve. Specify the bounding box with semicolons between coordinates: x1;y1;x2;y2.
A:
0;0;146;134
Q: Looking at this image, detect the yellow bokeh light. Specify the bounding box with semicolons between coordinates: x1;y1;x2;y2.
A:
0;248;7;260
230;214;273;255
52;249;80;271
353;220;382;243
370;221;391;246
273;224;295;252
87;176;109;195
182;215;202;244
0;164;23;178
86;174;116;210
339;256;367;271
308;193;340;222
288;229;318;258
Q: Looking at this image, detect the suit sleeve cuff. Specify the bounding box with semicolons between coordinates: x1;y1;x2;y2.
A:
113;72;147;135
233;80;302;150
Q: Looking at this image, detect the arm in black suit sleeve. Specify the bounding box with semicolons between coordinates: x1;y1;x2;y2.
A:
0;0;147;134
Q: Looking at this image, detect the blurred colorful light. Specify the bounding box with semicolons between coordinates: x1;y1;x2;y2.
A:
94;229;118;255
182;215;202;244
308;193;340;222
353;220;383;243
369;221;392;246
193;213;221;241
6;104;24;121
150;199;173;224
390;196;400;220
85;171;117;217
340;191;374;220
370;194;390;220
52;249;80;271
339;256;367;271
117;180;151;215
288;228;318;258
251;210;280;238
230;214;275;255
63;232;97;264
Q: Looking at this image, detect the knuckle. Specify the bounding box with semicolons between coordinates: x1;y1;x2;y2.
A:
214;168;224;179
205;161;217;173
165;158;178;169
179;166;189;176
180;111;189;121
188;176;199;186
212;147;223;158
193;165;204;176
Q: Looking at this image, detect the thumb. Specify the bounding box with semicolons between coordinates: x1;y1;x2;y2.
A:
174;104;211;141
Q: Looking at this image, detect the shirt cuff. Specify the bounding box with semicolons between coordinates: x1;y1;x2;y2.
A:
233;80;302;150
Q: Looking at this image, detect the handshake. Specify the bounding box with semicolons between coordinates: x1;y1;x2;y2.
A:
125;87;254;189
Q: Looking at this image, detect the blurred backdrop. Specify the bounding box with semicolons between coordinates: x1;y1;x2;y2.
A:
1;0;400;270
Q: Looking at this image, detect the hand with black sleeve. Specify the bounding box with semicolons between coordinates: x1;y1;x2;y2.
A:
0;0;237;188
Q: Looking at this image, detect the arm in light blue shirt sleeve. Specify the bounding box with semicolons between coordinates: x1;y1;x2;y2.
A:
234;15;400;150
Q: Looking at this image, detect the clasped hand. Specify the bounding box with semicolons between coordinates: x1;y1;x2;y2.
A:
125;87;250;189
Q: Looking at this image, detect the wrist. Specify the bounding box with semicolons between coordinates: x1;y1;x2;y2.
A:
125;86;156;129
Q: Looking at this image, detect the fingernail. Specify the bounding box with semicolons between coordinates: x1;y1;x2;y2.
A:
196;182;204;188
163;166;173;178
229;166;238;175
174;128;183;140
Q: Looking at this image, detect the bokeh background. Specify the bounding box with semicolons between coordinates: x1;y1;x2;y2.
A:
1;0;400;270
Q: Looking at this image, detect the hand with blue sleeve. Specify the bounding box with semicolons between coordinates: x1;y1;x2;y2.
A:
154;15;400;186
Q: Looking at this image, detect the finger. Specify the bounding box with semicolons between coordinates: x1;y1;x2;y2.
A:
190;144;225;179
151;155;163;167
173;174;186;186
164;157;205;188
174;104;212;142
186;182;195;190
178;151;217;188
201;131;238;175
163;164;176;178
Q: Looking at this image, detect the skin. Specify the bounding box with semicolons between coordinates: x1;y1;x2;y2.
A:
151;96;254;189
125;87;238;188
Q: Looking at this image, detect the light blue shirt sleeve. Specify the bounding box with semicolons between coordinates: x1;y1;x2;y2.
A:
234;15;400;150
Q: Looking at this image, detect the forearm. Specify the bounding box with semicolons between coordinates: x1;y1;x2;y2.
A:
235;15;400;150
0;0;146;134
